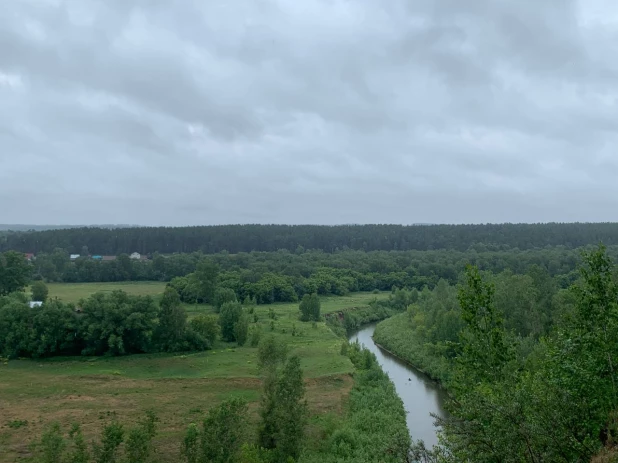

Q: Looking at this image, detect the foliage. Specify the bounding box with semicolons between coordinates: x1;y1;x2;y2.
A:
305;342;410;463
155;287;189;352
200;398;249;463
182;424;199;463
0;250;31;296
274;355;307;461
234;313;250;347
31;280;49;302
191;259;220;303
40;422;65;463
189;314;219;347
213;287;237;312
80;291;159;356
433;246;618;462
67;423;89;463
299;293;321;322
257;338;308;462
219;301;243;342
11;223;618;255
257;335;288;372
92;421;124;463
125;411;158;463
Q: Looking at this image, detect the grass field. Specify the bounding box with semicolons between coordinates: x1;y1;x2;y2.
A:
1;284;388;462
43;281;167;303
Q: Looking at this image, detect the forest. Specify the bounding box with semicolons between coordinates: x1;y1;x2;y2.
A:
4;222;618;254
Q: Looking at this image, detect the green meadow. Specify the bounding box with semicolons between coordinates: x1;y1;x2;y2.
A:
1;283;388;462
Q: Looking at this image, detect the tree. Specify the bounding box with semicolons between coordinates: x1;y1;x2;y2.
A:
200;398;248;463
257;345;307;461
155;287;188;352
257;335;288;372
189;315;219;347
92;421;124;463
234;313;249;347
0;251;31;296
219;302;243;342
192;259;219;303
40;422;65;463
274;355;307;461
80;291;158;356
213;287;237;313
67;423;89;463
299;293;320;322
31;280;49;302
125;411;158;463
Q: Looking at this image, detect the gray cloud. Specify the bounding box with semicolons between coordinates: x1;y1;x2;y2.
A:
1;0;618;225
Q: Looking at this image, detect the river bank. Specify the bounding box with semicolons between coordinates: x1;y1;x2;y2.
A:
373;313;452;384
349;323;447;448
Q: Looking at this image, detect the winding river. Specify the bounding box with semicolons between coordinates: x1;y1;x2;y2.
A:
348;323;448;448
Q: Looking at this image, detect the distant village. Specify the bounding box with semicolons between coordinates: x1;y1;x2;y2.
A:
24;252;149;262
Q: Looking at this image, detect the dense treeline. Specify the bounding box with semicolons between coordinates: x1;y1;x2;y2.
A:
4;222;618;255
375;245;618;461
0;288;221;358
25;246;618;307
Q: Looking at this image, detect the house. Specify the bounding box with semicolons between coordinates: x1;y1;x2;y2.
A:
130;252;141;260
102;255;117;261
24;253;35;261
29;301;43;308
70;254;80;261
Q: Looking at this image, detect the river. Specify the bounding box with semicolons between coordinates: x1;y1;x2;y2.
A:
348;323;448;448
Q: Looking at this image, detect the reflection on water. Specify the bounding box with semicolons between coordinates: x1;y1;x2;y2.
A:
348;323;447;447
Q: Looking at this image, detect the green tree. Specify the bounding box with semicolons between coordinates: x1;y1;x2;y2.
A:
0;251;31;296
31;280;49;302
234;313;249;347
181;423;199;463
189;315;219;347
155;287;188;352
257;335;288;372
200;398;248;463
67;423;89;463
92;421;124;463
274;355;307;462
80;291;158;356
40;422;65;463
192;259;219;303
125;411;158;463
299;293;320;322
219;302;243;342
213;287;237;313
456;265;513;384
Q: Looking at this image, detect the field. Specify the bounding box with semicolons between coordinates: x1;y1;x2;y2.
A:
43;281;167;303
1;283;388;462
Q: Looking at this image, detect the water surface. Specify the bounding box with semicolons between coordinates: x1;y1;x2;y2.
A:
348;323;447;447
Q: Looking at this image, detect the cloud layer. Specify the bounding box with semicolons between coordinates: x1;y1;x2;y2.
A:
2;0;618;225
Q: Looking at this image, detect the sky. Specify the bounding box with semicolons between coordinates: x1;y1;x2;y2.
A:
1;0;618;226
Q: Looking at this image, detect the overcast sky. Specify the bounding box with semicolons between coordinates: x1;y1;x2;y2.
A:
1;0;618;226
